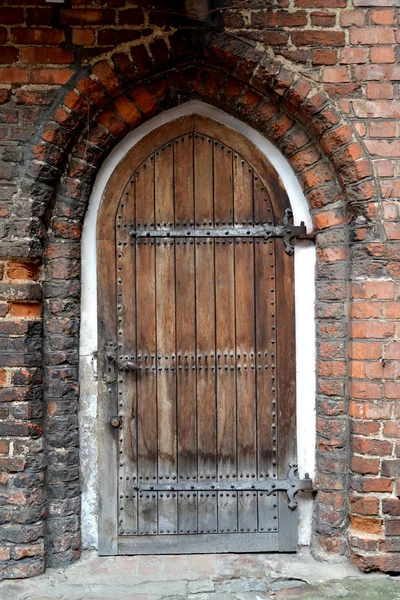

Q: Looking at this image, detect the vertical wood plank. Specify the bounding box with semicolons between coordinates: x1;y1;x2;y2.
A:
275;242;296;474
198;490;217;535
254;177;277;533
233;154;254;226
174;134;198;535
195;240;218;535
118;179;138;536
97;237;118;554
194;134;218;535
214;143;238;534
258;490;279;535
178;492;197;535
254;241;275;478
194;132;214;227
276;238;297;550
135;161;158;535
155;143;174;228
194;135;216;477
218;491;237;533
233;158;256;479
254;176;275;480
238;491;258;534
233;156;257;534
155;144;177;534
174;133;194;227
158;491;178;535
138;490;158;535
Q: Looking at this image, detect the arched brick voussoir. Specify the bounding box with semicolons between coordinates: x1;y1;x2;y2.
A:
50;29;202;130
35;33;375;236
46;77;356;242
54;75;344;235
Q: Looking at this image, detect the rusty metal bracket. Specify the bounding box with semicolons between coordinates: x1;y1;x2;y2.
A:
130;209;306;256
137;463;313;510
282;209;306;256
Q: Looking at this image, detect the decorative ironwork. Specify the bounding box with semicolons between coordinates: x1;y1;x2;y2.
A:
137;463;313;510
130;209;306;255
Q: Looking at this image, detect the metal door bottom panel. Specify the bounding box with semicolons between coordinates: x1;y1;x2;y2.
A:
116;533;284;554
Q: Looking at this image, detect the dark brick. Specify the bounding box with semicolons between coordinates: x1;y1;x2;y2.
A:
382;460;400;478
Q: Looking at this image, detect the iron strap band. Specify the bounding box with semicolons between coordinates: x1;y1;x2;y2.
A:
135;464;313;510
129;224;306;256
129;209;307;255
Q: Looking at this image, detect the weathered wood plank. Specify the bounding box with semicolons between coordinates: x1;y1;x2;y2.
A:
255;238;274;485
97;165;121;554
97;240;118;554
276;238;297;551
135;161;158;536
233;157;256;480
195;134;217;477
158;491;178;535
136;239;157;483
138;490;158;536
175;243;197;533
198;490;218;535
214;143;237;534
118;178;138;536
174;133;194;226
195;239;217;535
178;492;197;535
238;491;258;534
174;133;198;535
218;491;238;534
155;144;177;534
155;143;174;228
258;491;279;535
194;133;213;227
233;156;258;534
254;173;275;490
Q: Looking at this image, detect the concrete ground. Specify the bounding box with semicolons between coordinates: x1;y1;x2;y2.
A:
0;549;400;600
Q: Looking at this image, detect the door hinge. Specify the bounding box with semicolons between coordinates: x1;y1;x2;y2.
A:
137;463;313;510
130;209;307;255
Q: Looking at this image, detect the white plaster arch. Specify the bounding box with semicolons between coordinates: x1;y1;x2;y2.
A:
79;101;316;549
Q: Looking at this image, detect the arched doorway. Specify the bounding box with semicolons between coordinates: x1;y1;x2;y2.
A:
95;114;312;554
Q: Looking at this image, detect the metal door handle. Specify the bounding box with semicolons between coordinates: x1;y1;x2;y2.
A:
106;352;140;372
109;416;122;428
121;360;140;371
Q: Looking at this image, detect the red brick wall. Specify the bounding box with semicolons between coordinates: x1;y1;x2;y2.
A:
0;0;400;578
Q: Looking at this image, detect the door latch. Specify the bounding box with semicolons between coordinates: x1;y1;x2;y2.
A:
102;342;140;384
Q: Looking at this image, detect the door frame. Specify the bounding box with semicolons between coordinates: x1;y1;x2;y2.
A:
78;102;316;552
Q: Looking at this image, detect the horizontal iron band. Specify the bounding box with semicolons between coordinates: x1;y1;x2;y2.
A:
136;478;312;493
130;225;306;239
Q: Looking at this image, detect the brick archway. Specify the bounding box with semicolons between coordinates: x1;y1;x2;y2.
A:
2;30;385;578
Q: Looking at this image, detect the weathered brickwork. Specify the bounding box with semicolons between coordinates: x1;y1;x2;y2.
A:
0;0;399;579
0;259;44;578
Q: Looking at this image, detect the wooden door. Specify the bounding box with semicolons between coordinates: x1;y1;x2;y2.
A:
97;115;301;555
